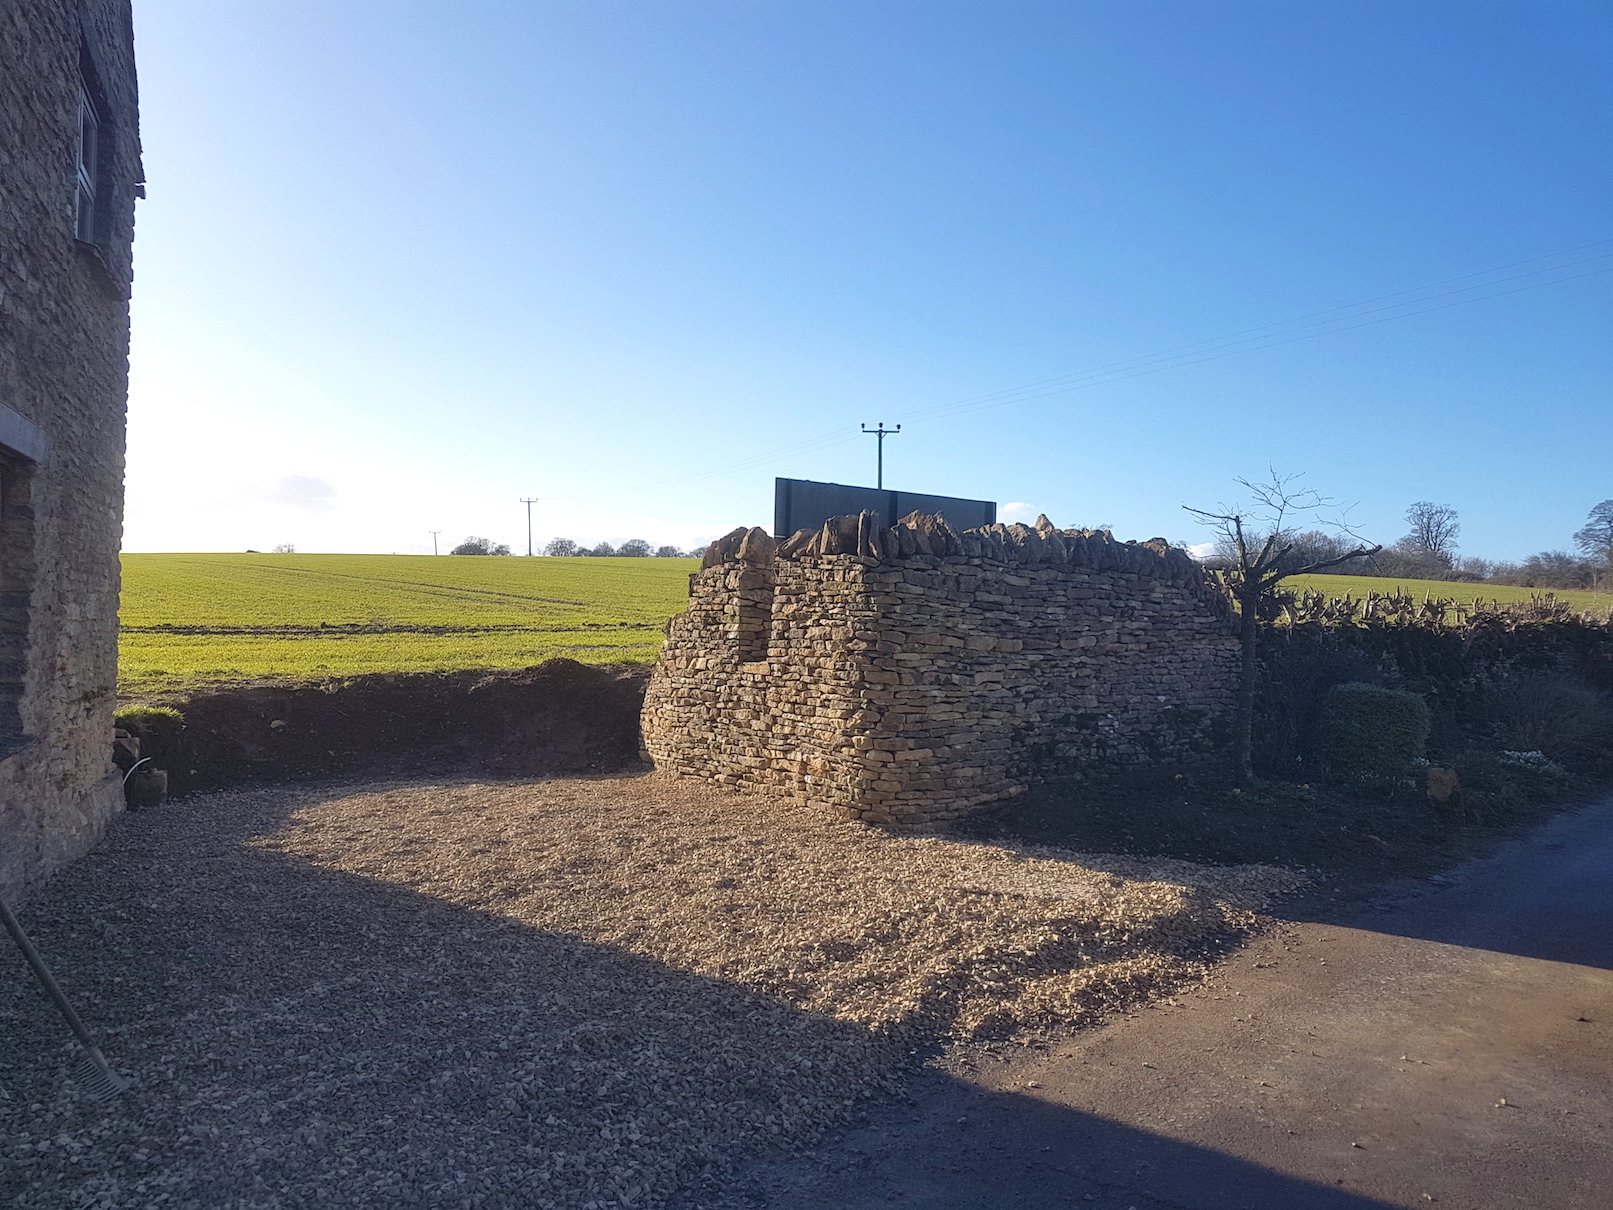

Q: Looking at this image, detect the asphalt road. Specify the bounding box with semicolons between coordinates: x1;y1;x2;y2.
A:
742;794;1613;1209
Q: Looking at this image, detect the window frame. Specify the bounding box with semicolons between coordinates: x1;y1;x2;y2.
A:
74;86;101;245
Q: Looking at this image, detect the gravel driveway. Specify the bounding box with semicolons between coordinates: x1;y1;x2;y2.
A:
1;773;1295;1209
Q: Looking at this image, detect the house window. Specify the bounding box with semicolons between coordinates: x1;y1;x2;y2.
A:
74;87;101;243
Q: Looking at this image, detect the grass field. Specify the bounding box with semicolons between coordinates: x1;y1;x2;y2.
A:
118;554;1612;697
119;553;698;696
1285;572;1613;614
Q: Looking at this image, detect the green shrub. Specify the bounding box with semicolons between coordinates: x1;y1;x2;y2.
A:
1316;683;1430;780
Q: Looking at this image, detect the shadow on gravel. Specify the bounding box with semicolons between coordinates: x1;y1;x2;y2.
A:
729;1065;1401;1210
1;782;900;1208
5;779;1392;1210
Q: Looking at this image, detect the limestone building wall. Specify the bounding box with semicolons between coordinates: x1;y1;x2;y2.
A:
0;1;141;900
642;513;1240;826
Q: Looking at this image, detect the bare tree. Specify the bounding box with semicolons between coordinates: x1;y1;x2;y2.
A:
1573;500;1613;583
1186;471;1381;784
543;537;579;557
1509;550;1599;590
1203;527;1371;575
1402;501;1460;566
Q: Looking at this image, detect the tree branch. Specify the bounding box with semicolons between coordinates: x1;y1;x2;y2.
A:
1286;544;1383;578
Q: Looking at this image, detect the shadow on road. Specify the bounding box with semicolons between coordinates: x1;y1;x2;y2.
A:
732;1065;1400;1210
1277;793;1613;970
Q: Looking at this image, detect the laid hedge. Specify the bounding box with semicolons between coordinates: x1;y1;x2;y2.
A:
1253;609;1613;776
1315;682;1430;780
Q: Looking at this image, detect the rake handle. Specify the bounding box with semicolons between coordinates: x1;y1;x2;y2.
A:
0;894;100;1053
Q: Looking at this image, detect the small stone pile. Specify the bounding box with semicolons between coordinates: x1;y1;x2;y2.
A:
643;512;1240;826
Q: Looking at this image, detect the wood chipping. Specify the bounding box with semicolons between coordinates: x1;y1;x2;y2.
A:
1;773;1299;1209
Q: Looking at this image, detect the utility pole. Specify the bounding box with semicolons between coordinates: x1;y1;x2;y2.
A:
429;530;441;556
520;497;540;556
861;422;900;489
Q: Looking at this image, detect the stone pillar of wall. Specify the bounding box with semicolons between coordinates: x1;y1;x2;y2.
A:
644;527;882;810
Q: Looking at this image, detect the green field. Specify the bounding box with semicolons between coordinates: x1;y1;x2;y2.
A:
1285;573;1613;614
119;553;698;696
119;554;1612;697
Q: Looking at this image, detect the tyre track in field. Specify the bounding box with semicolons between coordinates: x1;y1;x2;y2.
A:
199;560;597;610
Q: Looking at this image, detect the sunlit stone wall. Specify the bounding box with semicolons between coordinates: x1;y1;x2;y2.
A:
0;1;140;899
642;513;1240;826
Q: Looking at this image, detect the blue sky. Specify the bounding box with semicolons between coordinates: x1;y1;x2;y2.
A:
123;1;1612;558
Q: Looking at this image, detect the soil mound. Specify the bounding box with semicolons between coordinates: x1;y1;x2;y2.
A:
119;660;649;794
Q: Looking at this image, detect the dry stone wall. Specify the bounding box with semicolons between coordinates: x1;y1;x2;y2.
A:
642;512;1240;825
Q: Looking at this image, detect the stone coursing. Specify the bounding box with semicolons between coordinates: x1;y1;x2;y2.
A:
642;512;1240;826
0;2;140;900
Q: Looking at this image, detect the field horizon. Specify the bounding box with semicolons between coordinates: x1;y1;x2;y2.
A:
1284;572;1612;614
117;552;1612;698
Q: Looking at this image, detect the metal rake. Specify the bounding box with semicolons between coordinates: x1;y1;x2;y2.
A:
0;894;129;1103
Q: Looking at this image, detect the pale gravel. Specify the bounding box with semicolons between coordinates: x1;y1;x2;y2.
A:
1;772;1299;1209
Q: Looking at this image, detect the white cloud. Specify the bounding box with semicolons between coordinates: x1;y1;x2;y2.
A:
1187;541;1217;560
1000;501;1038;523
260;475;338;513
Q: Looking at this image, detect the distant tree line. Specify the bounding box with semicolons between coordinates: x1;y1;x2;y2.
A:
1200;499;1613;592
541;537;703;558
443;535;706;557
451;536;511;556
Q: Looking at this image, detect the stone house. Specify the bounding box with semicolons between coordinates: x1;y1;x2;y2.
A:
0;1;141;899
643;512;1241;826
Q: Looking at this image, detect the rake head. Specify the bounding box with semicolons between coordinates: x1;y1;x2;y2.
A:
72;1051;130;1103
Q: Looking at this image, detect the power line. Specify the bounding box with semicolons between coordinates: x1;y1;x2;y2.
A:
534;236;1612;501
892;253;1613;426
885;238;1613;422
898;261;1613;425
